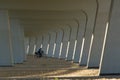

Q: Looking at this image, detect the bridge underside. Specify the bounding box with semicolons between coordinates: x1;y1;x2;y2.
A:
0;0;120;76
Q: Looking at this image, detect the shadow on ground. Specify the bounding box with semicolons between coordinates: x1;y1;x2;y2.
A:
0;55;105;80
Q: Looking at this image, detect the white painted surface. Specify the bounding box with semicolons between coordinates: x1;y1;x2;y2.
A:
100;0;120;74
42;34;49;55
10;19;24;63
67;26;78;61
24;37;29;54
28;37;36;55
0;10;13;66
35;36;42;51
73;15;86;63
80;8;97;66
87;0;111;68
47;32;56;57
54;29;63;58
60;27;70;59
19;26;26;61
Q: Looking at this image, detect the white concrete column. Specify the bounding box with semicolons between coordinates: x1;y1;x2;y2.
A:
35;35;42;51
80;11;97;66
19;26;26;61
66;26;78;61
10;19;25;63
28;37;36;55
54;29;63;58
73;16;86;63
24;37;29;54
0;10;13;66
42;34;49;55
87;0;111;68
100;0;120;75
60;27;70;59
47;32;56;57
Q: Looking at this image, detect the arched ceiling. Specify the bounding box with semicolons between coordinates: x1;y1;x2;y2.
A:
0;0;96;10
0;0;97;37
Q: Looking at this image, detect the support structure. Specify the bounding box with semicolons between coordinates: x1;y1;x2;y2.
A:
36;35;42;51
10;19;25;63
80;4;97;66
0;10;13;66
47;31;56;57
73;14;87;63
28;37;36;55
100;0;120;75
54;29;63;58
60;26;70;59
24;37;29;54
87;0;111;68
67;25;78;61
42;34;49;55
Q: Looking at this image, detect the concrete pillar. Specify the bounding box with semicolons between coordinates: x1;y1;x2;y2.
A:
47;32;56;57
35;35;42;51
28;37;36;55
66;26;78;61
80;10;97;66
54;29;63;58
19;26;26;61
73;15;87;63
42;34;49;55
0;10;13;66
24;37;29;54
10;19;24;63
100;0;120;75
60;26;70;59
87;0;111;68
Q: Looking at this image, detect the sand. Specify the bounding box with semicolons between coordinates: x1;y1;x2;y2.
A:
0;55;120;80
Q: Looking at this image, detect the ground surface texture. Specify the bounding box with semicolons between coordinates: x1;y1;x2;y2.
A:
0;55;120;80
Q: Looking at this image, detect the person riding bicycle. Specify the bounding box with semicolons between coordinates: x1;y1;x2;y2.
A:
35;48;43;57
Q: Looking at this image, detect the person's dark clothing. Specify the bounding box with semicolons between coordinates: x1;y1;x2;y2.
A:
35;48;43;58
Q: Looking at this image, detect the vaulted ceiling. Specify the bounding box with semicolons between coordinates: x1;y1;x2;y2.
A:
0;0;97;36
